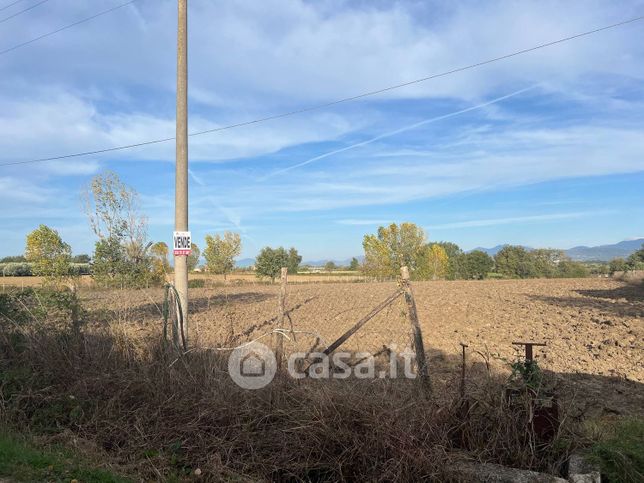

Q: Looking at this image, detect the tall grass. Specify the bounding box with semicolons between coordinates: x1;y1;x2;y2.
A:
1;288;583;481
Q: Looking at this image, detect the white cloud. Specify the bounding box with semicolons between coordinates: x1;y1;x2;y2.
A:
425;211;614;229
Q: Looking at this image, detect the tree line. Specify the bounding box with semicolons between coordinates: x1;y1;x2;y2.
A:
360;222;598;280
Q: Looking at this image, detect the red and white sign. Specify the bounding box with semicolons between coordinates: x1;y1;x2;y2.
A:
173;231;192;256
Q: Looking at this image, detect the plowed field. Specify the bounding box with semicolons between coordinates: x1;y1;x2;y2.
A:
84;277;644;416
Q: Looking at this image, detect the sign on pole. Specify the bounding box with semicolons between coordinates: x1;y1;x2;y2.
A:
173;231;192;256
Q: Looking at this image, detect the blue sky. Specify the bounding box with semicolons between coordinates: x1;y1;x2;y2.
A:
1;0;643;260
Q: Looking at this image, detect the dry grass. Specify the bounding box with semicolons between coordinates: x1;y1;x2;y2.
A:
0;289;584;482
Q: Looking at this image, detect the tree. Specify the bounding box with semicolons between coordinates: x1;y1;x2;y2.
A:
1;255;26;263
82;171;147;245
187;243;201;271
362;223;427;277
287;247;302;274
609;257;628;274
204;232;242;280
461;250;494;279
72;254;91;263
150;241;170;280
255;247;288;282
557;260;589;278
416;244;448;280
324;261;337;272
435;241;464;279
24;225;72;285
531;249;564;278
92;236;128;287
83;171;155;287
349;257;360;271
626;243;644;270
494;245;537;279
92;236;158;288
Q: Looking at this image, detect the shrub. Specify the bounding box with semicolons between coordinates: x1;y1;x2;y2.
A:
70;263;91;276
1;262;33;277
188;279;205;288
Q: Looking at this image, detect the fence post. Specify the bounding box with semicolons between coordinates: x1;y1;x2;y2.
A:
275;267;288;371
400;266;431;393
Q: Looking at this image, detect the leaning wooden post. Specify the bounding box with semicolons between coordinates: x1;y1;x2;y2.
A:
400;266;431;393
275;267;288;371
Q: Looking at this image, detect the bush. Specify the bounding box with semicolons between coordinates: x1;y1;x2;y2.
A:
556;261;589;278
188;278;205;288
70;263;91;276
486;272;505;279
0;288;81;328
1;262;33;277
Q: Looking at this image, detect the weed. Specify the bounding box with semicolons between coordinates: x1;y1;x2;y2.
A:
587;418;644;483
0;431;129;482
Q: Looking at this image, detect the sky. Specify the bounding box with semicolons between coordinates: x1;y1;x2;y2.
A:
1;0;643;261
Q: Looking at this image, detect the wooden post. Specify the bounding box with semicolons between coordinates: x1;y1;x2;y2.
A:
459;342;468;398
275;267;288;371
400;266;431;392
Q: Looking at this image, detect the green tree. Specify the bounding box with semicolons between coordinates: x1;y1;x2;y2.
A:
461;250;494;279
24;225;72;286
349;257;360;271
287;247;302;274
255;247;289;282
557;260;589;278
494;245;537;279
609;258;628;275
92;236;128;287
1;255;26;263
626;243;644;270
187;242;201;271
91;236;158;288
324;261;337;272
362;222;427;277
72;254;91;263
531;249;564;278
204;232;242;280
435;242;464;279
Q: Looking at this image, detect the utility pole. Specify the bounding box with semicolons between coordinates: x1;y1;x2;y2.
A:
174;0;189;345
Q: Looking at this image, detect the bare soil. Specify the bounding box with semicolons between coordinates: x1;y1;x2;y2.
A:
82;277;644;417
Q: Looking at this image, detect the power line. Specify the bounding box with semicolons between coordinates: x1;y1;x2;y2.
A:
1;13;642;169
0;0;27;13
0;0;136;56
0;0;50;24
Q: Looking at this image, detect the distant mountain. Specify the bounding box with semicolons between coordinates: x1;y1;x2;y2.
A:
301;256;365;267
564;238;644;261
469;245;522;257
470;239;644;262
236;258;256;268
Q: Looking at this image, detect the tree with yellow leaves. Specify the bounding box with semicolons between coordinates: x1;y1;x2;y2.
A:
362;223;427;278
25;224;72;287
416;243;449;280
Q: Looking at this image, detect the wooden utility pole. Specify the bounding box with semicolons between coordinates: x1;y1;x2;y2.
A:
400;266;431;392
174;0;189;345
